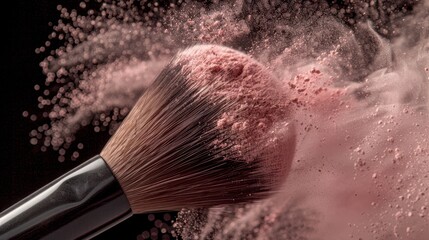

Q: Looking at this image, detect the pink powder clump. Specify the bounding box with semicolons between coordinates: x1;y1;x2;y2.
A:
173;44;296;181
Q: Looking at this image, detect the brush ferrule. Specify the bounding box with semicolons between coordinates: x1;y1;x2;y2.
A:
0;155;132;240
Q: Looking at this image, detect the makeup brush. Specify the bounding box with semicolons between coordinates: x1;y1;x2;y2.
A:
0;44;295;240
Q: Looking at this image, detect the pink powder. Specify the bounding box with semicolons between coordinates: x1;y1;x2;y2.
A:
173;44;296;182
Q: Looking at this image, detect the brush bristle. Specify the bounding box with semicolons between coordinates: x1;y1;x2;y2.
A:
101;64;272;213
101;44;296;213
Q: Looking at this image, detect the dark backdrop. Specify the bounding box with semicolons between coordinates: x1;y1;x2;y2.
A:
0;1;175;239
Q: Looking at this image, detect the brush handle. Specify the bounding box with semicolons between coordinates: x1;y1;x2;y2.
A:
0;155;132;240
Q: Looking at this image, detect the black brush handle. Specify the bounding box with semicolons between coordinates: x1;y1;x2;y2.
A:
0;155;132;240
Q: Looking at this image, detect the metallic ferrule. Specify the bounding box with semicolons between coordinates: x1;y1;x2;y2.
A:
0;155;132;240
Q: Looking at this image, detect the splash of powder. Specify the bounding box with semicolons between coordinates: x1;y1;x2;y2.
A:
172;1;429;240
27;0;429;239
28;0;252;160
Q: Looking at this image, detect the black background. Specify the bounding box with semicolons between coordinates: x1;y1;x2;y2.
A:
1;1;175;239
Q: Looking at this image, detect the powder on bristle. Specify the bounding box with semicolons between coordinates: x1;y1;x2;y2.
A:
173;45;295;178
172;45;296;185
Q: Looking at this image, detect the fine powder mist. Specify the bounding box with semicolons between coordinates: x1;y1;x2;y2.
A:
26;0;428;239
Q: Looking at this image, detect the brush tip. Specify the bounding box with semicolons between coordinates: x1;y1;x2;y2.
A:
101;44;296;213
174;44;296;183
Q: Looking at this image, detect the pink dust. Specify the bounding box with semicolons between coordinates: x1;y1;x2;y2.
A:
28;0;429;240
25;1;250;161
